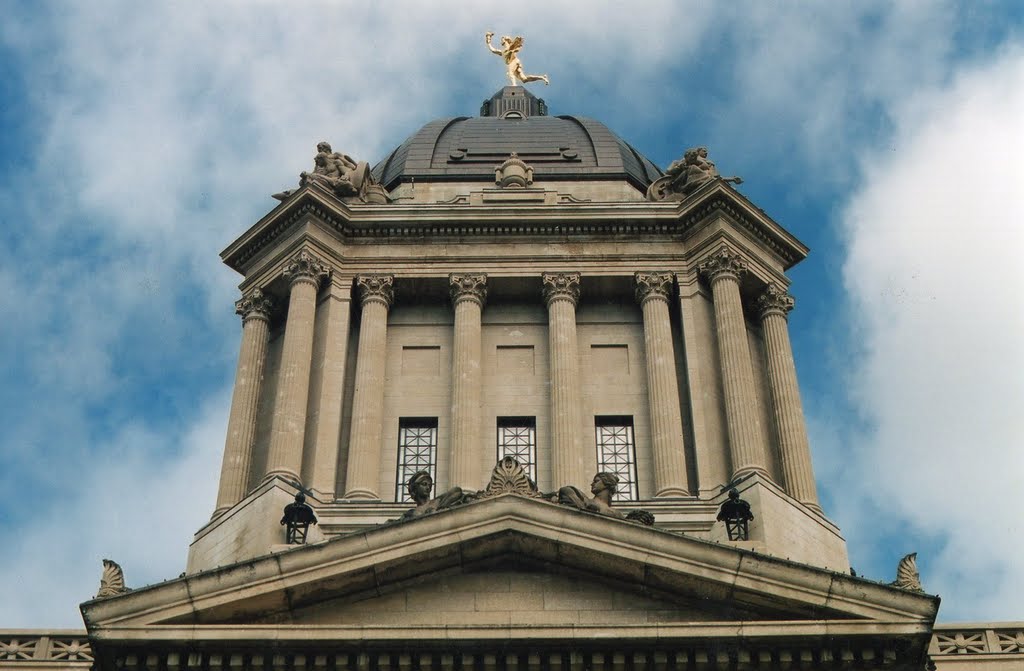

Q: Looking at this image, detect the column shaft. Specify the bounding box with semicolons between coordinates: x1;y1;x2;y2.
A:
636;273;690;497
449;274;486;488
543;273;587;489
214;289;272;516
700;248;768;479
265;252;329;482
343;275;394;499
758;285;821;512
305;277;353;499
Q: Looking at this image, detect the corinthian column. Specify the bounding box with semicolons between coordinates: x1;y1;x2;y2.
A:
543;272;587;488
265;251;330;482
698;247;768;480
756;284;821;512
213;288;273;517
635;272;690;497
343;274;394;500
449;273;487;488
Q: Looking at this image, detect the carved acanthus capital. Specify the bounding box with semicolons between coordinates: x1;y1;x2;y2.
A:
542;272;581;307
634;271;674;304
283;251;330;289
756;284;795;319
698;247;749;285
449;273;488;307
235;288;273;323
356;274;395;309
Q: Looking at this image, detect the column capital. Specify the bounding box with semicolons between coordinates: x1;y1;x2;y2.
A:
449;273;488;307
356;274;395;309
634;271;674;305
698;246;749;285
283;250;330;289
756;283;795;319
235;288;273;324
542;272;581;307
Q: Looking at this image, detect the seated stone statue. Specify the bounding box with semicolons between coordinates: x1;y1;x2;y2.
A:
401;470;467;520
300;141;366;197
646;146;741;202
557;472;626;519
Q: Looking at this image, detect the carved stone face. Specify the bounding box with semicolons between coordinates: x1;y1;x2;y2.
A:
590;475;605;495
412;476;433;500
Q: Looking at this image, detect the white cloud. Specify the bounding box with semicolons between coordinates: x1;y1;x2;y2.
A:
837;47;1024;620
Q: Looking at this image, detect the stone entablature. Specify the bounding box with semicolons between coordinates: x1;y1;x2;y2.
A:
11;625;1020;671
222;184;808;274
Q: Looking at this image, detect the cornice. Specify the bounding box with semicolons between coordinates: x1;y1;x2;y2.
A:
221;184;809;275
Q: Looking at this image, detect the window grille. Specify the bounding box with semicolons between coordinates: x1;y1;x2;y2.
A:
594;416;638;501
395;418;438;502
497;417;537;483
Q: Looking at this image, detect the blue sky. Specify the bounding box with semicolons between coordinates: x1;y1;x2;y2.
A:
1;2;1022;626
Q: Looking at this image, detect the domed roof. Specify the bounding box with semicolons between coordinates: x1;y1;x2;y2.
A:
372;87;663;193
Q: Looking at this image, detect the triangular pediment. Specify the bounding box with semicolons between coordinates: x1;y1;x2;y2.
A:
84;495;937;637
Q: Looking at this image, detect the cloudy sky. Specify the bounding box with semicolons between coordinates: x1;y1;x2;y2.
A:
1;2;1022;626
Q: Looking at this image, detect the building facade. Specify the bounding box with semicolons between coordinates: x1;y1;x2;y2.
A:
8;86;1019;671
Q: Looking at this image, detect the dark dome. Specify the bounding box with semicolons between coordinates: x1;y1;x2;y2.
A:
372;87;663;193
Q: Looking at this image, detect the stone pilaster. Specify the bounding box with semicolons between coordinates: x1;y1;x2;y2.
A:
756;284;821;512
635;272;690;497
213;288;273;517
343;274;394;500
698;247;768;480
265;251;330;482
542;272;588;489
305;276;354;499
449;273;487;489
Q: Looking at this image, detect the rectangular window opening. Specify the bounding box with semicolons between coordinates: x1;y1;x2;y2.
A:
497;416;537;483
595;416;638;501
396;418;438;502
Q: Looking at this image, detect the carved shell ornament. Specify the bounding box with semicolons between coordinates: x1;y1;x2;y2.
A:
481;456;544;498
95;558;130;599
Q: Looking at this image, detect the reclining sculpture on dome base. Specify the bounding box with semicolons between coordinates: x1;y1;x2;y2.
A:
646;146;742;202
273;141;390;204
399;456;654;526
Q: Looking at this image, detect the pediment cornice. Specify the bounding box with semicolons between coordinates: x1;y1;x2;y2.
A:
83;495;936;631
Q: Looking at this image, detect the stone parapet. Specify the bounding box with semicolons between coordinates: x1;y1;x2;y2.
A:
0;632;92;671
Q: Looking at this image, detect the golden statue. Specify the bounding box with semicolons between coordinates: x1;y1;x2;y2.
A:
485;31;549;87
